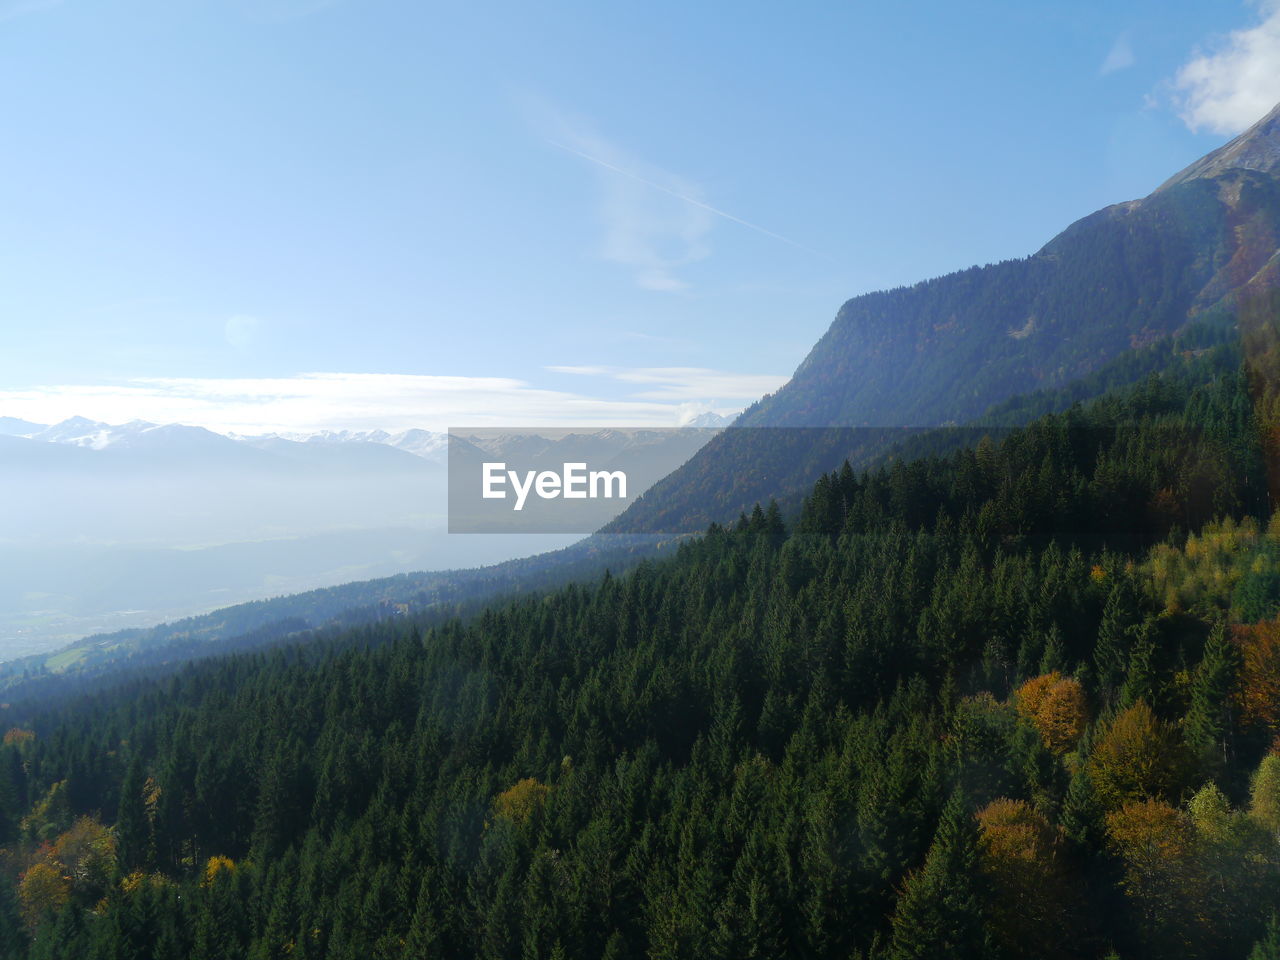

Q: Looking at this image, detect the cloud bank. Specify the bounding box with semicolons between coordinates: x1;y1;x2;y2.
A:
0;366;788;435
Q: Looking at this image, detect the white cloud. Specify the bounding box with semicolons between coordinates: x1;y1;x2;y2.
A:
0;366;787;435
1100;34;1135;76
224;314;261;351
546;364;613;377
546;364;789;401
1174;1;1280;134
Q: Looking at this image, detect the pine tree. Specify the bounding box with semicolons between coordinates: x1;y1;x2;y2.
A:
1061;765;1104;849
1185;622;1240;776
886;791;994;960
1119;619;1158;710
116;754;152;874
1095;579;1139;700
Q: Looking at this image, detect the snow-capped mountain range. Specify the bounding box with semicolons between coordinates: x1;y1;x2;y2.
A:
0;417;452;462
0;412;734;462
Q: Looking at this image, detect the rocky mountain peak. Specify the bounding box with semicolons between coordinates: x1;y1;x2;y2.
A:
1156;100;1280;193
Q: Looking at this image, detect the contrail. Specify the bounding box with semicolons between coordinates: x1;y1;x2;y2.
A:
548;140;827;259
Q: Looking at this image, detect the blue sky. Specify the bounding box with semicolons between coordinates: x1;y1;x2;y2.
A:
2;0;1279;432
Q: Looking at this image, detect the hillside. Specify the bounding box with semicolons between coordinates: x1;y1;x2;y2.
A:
0;333;1275;957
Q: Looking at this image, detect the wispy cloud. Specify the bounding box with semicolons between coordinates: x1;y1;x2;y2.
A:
0;366;785;435
1099;34;1135;76
548;140;820;259
555;127;711;292
528;99;815;291
546;364;789;401
1173;1;1280;134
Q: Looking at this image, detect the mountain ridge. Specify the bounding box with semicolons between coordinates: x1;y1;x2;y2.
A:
605;102;1280;533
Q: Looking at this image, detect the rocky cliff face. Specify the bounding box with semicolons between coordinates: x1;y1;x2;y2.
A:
1157;101;1280;192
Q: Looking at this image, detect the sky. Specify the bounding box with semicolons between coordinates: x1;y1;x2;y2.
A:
3;0;1280;433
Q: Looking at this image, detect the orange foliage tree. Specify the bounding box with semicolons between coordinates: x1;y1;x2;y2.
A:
1014;672;1089;754
2;728;34;748
1233;619;1280;731
975;798;1078;958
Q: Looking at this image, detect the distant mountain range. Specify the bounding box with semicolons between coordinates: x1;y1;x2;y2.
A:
6;416;450;462
0;415;729;654
3;411;735;463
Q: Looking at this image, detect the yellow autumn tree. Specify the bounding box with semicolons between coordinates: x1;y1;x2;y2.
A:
1087;700;1185;808
492;777;550;827
52;816;116;895
1251;753;1280;835
1014;672;1089;754
17;861;70;928
1143;515;1262;615
203;855;236;887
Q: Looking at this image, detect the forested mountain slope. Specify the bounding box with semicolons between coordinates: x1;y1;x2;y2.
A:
608;103;1280;534
0;339;1278;958
0;534;673;701
12;319;1235;700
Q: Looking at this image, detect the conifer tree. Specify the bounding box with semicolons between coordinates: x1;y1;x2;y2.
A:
1096;579;1140;700
886;791;993;960
1184;622;1240;776
116;754;152;874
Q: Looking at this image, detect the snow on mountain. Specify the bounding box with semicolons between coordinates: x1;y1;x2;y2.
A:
231;427;449;461
680;411;734;428
0;417;46;437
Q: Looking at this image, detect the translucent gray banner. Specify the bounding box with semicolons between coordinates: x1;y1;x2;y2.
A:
447;427;722;533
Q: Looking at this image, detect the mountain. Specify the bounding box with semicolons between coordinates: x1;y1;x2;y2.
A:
0;417;44;437
608;102;1280;533
25;418;274;466
386;427;448;460
240;435;434;472
1157;100;1280;191
0;418;456;654
683;410;734;428
28;415;122;446
1;325;1274;959
236;427;450;462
